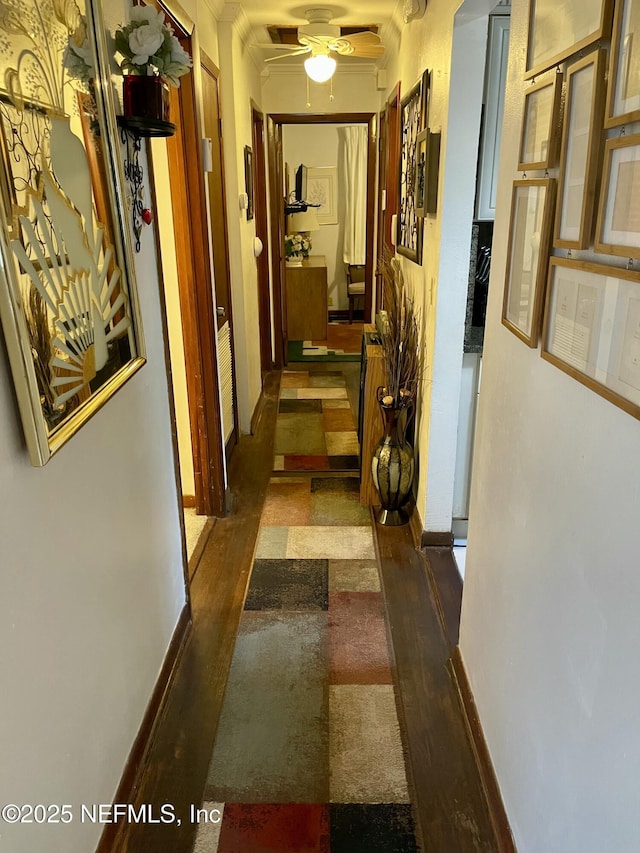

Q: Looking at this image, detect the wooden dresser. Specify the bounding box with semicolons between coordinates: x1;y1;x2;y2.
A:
285;256;328;341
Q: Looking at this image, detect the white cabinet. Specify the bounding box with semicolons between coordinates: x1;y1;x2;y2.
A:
476;15;510;221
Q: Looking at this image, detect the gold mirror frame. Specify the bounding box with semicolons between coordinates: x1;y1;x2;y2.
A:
0;0;145;466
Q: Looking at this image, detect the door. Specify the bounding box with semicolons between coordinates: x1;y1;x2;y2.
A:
151;2;225;518
252;104;273;377
201;54;238;452
376;86;401;309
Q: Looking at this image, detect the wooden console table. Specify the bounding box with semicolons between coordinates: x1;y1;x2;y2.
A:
286;256;328;341
360;324;386;506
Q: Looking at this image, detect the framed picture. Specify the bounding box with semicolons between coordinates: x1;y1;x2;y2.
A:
518;71;563;170
397;72;429;264
244;145;254;220
554;50;607;249
414;128;428;218
0;0;145;466
415;129;441;217
605;0;640;127
526;0;613;79
502;179;556;346
306;166;338;225
595;133;640;258
542;257;640;419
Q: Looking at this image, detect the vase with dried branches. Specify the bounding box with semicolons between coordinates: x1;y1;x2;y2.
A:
372;251;424;525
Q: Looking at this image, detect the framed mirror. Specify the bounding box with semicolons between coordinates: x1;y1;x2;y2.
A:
0;0;145;466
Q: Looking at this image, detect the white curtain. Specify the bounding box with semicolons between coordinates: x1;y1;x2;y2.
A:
342;125;368;265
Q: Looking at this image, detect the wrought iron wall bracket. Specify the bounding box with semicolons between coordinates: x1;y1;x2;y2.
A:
117;116;175;252
118;122;144;253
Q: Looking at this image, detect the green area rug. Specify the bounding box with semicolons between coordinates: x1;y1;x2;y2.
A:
288;340;361;363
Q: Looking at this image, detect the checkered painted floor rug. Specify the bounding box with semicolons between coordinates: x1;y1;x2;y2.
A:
192;370;419;853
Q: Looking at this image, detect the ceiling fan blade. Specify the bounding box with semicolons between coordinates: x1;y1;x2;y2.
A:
347;44;385;58
340;31;382;45
264;48;311;62
251;43;304;50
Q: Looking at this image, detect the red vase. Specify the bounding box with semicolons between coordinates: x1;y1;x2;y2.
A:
122;75;170;123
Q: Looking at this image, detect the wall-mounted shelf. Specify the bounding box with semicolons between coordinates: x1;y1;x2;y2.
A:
117;115;176;138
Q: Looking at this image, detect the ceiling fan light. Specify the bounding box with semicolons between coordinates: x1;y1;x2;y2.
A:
304;53;336;82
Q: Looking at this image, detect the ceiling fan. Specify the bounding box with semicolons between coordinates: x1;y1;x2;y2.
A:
253;8;385;82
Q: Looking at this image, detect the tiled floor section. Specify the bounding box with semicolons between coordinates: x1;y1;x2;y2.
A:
274;371;359;473
193;369;418;852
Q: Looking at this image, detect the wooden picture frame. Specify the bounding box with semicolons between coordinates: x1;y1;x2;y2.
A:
525;0;613;80
518;72;563;170
595;133;640;258
554;50;607;249
542;257;640;419
0;0;145;466
244;145;254;220
414;128;428;218
605;0;640;128
307;166;338;225
414;129;441;217
502;179;556;346
397;73;429;264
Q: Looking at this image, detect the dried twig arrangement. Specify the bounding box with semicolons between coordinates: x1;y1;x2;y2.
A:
378;249;424;408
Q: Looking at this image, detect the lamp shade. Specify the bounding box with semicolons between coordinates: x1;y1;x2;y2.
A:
304;53;336;83
288;209;320;232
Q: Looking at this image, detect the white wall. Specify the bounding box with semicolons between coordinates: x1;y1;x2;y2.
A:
460;0;640;850
0;5;192;851
218;8;264;432
150;138;195;497
381;0;491;532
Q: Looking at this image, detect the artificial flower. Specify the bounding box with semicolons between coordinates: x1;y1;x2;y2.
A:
114;9;192;86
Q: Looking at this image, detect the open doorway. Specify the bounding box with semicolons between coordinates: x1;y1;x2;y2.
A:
451;0;511;579
147;2;227;577
267;113;376;367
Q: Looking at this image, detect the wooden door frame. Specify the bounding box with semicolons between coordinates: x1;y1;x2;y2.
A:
267;112;377;368
150;0;226;518
251;101;273;375
376;84;401;309
201;51;239;454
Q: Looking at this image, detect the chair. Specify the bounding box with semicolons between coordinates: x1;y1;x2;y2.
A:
346;264;366;323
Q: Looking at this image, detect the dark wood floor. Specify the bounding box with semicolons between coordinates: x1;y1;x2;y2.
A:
105;366;503;853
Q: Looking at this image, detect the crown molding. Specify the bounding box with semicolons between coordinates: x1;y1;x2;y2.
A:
201;0;225;16
218;1;252;42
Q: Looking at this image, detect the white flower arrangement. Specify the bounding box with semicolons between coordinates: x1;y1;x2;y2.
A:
63;15;93;85
114;7;192;87
285;232;311;260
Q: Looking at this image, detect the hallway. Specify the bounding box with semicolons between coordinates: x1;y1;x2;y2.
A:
193;367;418;851
113;366;502;853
